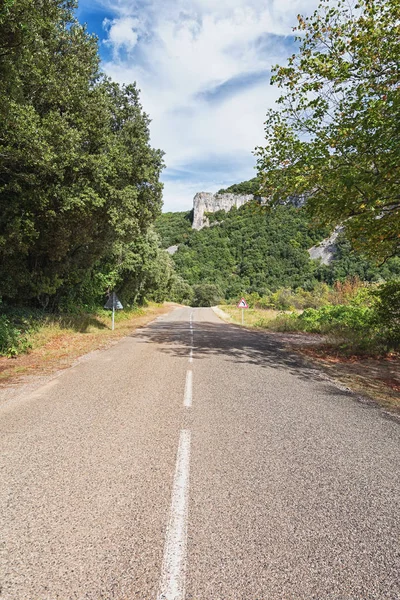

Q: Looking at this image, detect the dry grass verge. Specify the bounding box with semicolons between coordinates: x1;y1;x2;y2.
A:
0;303;176;385
218;305;282;326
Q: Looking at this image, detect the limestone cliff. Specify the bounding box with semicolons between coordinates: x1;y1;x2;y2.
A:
192;192;255;230
192;191;306;230
308;227;343;265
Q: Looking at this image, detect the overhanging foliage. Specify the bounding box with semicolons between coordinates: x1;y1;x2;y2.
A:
255;0;400;261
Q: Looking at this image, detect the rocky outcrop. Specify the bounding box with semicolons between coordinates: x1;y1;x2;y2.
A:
192;192;255;230
287;194;307;208
308;227;343;265
192;191;307;230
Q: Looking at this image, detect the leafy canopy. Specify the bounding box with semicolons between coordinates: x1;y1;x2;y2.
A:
0;0;164;307
172;202;330;298
255;0;400;261
217;178;262;196
155;211;193;248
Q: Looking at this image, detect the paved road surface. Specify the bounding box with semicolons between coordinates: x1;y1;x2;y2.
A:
1;307;399;599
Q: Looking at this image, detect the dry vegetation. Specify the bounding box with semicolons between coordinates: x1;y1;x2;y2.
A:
218;306;283;327
0;303;174;385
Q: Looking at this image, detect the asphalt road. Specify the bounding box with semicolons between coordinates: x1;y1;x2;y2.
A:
1;306;399;600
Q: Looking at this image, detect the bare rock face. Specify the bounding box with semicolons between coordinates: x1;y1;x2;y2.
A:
192;191;307;230
308;227;344;265
287;194;307;208
192;192;255;230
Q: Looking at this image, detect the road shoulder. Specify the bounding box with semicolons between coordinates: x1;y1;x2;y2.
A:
213;305;400;417
0;303;180;407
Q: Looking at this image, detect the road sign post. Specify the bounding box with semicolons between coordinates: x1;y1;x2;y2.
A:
237;297;249;325
104;291;123;330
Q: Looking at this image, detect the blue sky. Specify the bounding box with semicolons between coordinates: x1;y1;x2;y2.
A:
77;0;318;212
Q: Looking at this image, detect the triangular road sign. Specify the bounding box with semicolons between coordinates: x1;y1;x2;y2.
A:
104;291;123;310
237;297;249;309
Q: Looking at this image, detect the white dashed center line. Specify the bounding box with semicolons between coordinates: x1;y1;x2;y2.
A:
189;311;194;364
158;311;195;598
184;370;192;408
157;430;191;600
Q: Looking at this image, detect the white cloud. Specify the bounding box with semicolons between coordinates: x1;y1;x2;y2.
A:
103;16;140;56
89;0;319;210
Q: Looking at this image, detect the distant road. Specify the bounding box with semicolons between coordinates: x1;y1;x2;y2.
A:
1;307;399;599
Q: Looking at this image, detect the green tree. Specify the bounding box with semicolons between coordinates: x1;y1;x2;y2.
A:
169;199;399;299
255;0;400;261
218;177;262;195
0;0;164;307
115;230;175;305
57;230;173;310
192;283;223;307
374;279;400;347
172;202;328;297
155;210;193;248
169;274;194;305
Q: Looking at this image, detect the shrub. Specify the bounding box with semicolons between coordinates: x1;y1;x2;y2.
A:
255;312;299;331
192;284;223;307
269;288;296;311
244;292;262;308
298;304;374;334
331;276;366;305
232;279;399;355
256;282;332;311
0;313;32;357
256;296;275;309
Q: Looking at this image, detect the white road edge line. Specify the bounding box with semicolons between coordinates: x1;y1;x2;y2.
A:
184;370;193;408
189;348;193;364
157;430;191;600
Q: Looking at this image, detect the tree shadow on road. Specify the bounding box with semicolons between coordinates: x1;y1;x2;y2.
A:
134;320;356;396
132;318;399;422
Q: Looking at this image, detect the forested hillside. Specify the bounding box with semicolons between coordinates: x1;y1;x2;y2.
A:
155;200;400;302
155;211;193;248
218;178;261;195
